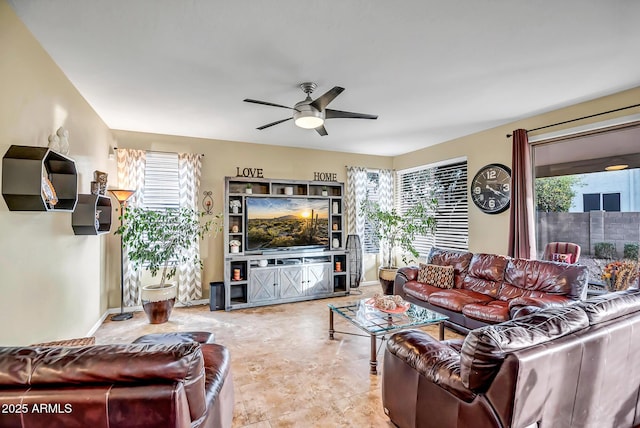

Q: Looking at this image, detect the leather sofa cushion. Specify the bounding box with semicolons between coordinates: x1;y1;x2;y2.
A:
462;300;510;323
387;330;475;402
459;305;589;391
460;254;508;298
428;247;473;288
503;258;588;300
0;343;207;423
467;253;508;283
429;289;494;312
417;263;455;289
578;289;640;325
404;280;443;301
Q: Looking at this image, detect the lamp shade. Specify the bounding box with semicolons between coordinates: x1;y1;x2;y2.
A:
109;189;136;203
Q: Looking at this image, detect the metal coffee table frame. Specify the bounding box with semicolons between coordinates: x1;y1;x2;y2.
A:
328;299;448;374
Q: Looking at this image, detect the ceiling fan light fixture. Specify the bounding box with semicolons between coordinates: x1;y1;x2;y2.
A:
293;106;324;129
294;115;324;129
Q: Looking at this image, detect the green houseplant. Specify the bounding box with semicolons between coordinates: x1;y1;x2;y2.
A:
362;199;437;294
116;207;222;323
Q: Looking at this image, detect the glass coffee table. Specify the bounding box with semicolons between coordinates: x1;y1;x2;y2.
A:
328;299;448;374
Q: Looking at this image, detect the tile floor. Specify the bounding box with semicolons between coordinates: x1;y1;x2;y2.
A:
94;285;462;427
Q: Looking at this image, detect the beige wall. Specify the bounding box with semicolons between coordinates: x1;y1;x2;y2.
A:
0;1;116;345
110;130;393;304
394;86;640;255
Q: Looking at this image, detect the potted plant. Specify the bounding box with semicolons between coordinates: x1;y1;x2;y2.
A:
245;183;253;194
115;207;221;323
362;199;437;294
322;186;328;197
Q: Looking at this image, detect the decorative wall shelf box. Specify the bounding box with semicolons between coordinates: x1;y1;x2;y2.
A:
72;194;112;235
2;145;78;211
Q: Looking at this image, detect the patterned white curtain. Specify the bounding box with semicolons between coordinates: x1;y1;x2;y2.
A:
116;148;146;306
346;166;368;282
378;169;394;212
378;169;394;264
177;153;203;303
346;166;368;237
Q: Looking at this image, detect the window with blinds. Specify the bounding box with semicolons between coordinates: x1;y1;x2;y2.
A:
363;170;381;253
395;158;468;257
143;151;180;210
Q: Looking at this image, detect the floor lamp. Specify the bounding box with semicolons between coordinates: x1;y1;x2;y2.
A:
109;189;136;321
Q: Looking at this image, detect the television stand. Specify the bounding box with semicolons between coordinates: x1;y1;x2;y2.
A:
223;176;349;310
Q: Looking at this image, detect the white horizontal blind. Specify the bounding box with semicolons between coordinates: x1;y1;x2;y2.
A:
395;160;468;257
143;151;180;210
363;170;380;253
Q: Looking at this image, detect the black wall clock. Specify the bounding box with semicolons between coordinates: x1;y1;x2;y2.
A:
470;163;511;214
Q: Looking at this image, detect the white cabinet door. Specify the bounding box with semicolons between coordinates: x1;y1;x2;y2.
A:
280;266;304;299
305;264;332;295
249;269;278;303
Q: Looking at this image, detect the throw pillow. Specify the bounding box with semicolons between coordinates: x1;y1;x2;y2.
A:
417;263;455;289
552;252;572;264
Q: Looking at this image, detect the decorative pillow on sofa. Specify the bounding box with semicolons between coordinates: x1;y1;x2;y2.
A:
417;263;455;289
552;252;573;264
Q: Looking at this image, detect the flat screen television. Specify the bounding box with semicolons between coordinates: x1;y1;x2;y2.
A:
245;197;329;252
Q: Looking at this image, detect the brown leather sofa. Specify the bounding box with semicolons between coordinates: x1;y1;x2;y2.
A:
394;247;589;332
0;332;233;428
382;288;640;428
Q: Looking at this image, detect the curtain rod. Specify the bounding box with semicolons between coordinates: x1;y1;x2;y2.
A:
114;147;204;157
505;103;640;138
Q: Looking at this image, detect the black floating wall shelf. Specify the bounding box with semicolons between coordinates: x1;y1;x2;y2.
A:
72;194;112;235
2;145;78;211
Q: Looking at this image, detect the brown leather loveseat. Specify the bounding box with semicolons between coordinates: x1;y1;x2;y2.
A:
394;247;589;332
382;289;640;427
0;333;233;428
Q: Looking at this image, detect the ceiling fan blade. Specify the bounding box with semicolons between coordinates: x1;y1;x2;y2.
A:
315;125;328;136
244;99;298;111
325;109;378;120
256;117;292;130
310;86;345;111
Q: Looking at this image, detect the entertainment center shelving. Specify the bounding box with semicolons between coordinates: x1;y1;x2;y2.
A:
224;176;349;310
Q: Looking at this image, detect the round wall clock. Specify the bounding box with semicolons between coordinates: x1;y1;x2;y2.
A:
470;163;511;214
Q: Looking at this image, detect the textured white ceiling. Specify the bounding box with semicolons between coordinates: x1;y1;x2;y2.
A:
9;0;640;156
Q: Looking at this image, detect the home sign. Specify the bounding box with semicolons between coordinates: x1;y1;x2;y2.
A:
313;172;338;182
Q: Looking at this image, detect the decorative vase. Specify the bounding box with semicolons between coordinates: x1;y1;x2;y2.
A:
231;224;239;233
322;190;328;197
332;238;340;248
332;202;339;213
230;245;240;253
284;186;293;195
246;188;252;194
378;266;398;295
141;283;177;324
232;206;239;214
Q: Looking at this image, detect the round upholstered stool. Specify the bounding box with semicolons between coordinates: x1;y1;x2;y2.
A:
132;331;215;345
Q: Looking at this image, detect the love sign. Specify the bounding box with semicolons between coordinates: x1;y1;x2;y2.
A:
235;167;264;178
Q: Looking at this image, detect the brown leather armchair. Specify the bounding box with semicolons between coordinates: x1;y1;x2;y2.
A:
0;333;233;428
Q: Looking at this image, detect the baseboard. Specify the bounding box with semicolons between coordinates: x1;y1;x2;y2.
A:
86;311;110;337
360;280;379;287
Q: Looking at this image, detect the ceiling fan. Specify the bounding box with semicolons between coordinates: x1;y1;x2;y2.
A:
244;82;378;136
